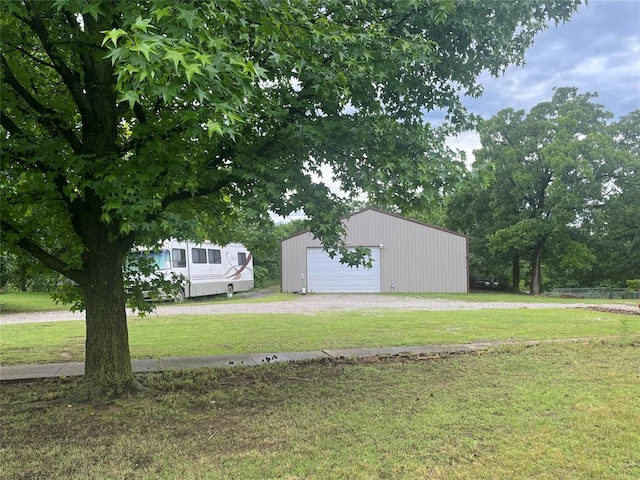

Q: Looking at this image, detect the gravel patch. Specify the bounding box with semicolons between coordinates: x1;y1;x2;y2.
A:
1;294;637;325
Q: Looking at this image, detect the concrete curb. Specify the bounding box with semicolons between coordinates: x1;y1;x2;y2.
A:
0;341;530;382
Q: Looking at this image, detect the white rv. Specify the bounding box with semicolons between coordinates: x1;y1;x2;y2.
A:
139;240;254;300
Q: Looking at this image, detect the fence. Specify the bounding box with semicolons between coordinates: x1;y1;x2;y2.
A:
548;287;639;299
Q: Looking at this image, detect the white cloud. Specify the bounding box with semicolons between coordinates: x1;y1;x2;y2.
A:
446;131;481;167
463;1;639;121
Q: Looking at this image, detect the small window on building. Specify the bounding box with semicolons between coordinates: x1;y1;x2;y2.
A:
208;249;222;264
238;252;247;266
192;248;208;264
172;249;186;268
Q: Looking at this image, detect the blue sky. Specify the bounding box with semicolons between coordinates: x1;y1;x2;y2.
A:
449;0;640;161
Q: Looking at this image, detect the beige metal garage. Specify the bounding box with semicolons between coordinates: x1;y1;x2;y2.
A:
280;208;469;294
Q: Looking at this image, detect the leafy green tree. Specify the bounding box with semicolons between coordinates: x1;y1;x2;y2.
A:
588;110;640;286
444;171;521;288
0;251;45;291
467;88;635;294
1;0;581;400
540;229;596;289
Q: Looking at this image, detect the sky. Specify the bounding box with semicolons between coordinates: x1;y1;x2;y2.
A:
448;0;640;162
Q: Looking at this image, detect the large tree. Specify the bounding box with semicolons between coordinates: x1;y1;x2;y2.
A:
1;0;582;400
468;88;636;294
443;171;521;288
588;110;640;286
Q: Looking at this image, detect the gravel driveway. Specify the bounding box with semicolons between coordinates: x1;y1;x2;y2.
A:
1;293;637;325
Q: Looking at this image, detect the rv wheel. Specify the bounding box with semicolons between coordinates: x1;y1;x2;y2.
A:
174;289;185;303
226;284;234;298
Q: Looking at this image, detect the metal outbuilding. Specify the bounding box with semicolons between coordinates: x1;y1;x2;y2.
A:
280;208;469;294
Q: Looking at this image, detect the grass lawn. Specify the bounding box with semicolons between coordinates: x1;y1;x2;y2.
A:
398;291;639;306
0;290;293;314
1;341;639;479
1;308;638;365
0;292;71;314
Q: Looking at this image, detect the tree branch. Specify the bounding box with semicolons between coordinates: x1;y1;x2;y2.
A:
0;111;25;137
133;102;147;124
23;3;93;117
2;110;77;210
160;179;230;213
1;56;83;153
2;42;57;70
0;220;85;284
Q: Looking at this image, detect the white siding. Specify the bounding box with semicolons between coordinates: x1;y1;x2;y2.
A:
307;247;381;293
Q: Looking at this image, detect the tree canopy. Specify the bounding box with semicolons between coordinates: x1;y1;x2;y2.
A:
446;88;638;293
1;0;582;400
587;110;640;286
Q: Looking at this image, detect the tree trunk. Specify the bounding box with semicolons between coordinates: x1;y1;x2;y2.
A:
512;257;520;291
81;238;136;401
530;242;544;295
74;30;137;401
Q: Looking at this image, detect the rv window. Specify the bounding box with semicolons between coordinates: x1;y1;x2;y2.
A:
147;250;170;270
208;249;222;264
192;248;207;264
172;249;186;268
238;252;247;266
128;249;170;271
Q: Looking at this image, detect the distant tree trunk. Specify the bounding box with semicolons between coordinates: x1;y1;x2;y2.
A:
80;231;137;401
15;264;28;292
512;257;521;291
530;241;545;295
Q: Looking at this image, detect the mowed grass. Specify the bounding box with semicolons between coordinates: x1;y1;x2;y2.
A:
1;342;639;479
0;292;70;314
0;290;292;314
398;291;639;306
1;308;638;365
2;293;638;478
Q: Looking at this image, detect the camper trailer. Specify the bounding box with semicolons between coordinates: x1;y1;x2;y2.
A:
139;240;253;300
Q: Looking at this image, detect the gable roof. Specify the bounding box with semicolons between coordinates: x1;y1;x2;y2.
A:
280;207;467;243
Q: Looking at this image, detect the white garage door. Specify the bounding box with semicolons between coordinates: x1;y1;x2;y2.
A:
307;247;381;293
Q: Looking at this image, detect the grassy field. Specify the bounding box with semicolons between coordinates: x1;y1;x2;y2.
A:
2;341;639;479
2;292;638;478
1;308;638;365
0;289;293;314
399;291;639;306
0;292;71;314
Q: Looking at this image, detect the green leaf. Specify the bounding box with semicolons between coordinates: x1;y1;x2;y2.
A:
101;29;128;47
130;41;157;62
118;90;141;108
205;119;223;138
152;6;173;21
163;47;186;71
184;63;203;83
80;1;103;21
131;16;156;33
177;7;199;29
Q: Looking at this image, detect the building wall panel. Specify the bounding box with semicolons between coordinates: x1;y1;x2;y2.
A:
281;208;468;293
